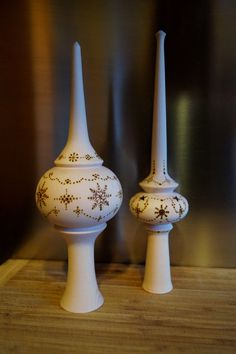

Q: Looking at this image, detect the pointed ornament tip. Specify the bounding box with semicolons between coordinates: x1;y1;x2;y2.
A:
74;41;81;50
155;30;166;38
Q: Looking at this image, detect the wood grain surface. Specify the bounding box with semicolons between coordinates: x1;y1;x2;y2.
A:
0;260;235;354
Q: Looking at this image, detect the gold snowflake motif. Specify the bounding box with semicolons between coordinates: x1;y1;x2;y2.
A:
85;154;93;160
36;182;49;208
92;173;100;179
54;189;78;210
64;178;71;184
155;204;169;220
69;152;79;162
73;206;83;217
88;183;112;211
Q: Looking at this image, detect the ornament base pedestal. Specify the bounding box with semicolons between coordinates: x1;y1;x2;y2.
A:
57;223;106;313
143;224;173;294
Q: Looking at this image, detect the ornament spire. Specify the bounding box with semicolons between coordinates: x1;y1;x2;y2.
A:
140;31;177;194
55;42;102;167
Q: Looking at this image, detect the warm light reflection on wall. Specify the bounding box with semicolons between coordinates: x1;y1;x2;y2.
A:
110;73;137;176
194;218;211;266
29;0;54;178
175;94;191;186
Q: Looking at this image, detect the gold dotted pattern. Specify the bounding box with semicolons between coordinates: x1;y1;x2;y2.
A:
46;207;60;217
130;194;187;223
54;189;79;210
44;172;118;186
146;160;173;186
73;205;119;222
57;152;102;162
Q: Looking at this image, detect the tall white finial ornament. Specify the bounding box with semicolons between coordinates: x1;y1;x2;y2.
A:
36;43;123;313
130;31;188;294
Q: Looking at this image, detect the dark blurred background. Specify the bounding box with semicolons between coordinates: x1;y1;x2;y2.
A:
0;0;235;267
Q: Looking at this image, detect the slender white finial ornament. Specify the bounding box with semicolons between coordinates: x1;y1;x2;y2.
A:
130;31;188;294
36;43;123;312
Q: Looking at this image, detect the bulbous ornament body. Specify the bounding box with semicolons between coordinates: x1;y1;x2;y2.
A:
36;165;123;229
130;192;188;226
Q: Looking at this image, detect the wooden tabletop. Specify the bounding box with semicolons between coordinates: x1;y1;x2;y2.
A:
0;260;235;354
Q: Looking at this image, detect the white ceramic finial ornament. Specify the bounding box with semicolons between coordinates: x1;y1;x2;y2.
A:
130;31;188;294
36;43;123;313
